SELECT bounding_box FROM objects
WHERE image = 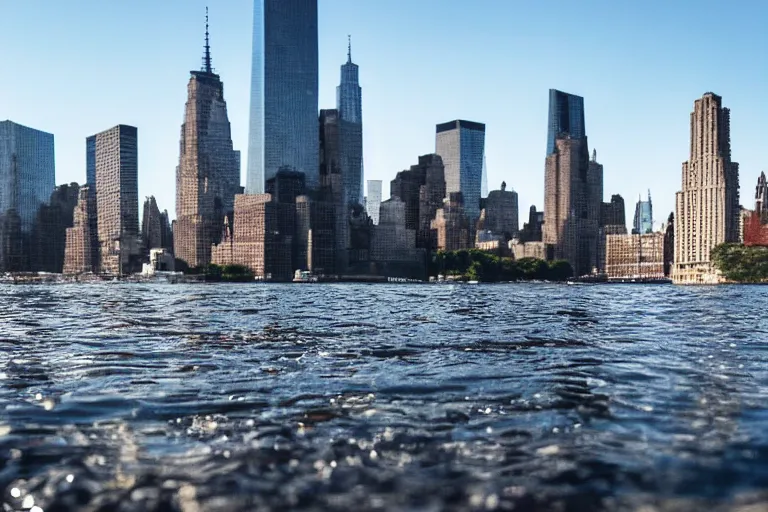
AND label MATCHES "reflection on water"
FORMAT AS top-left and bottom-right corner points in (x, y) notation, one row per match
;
(1, 283), (767, 511)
